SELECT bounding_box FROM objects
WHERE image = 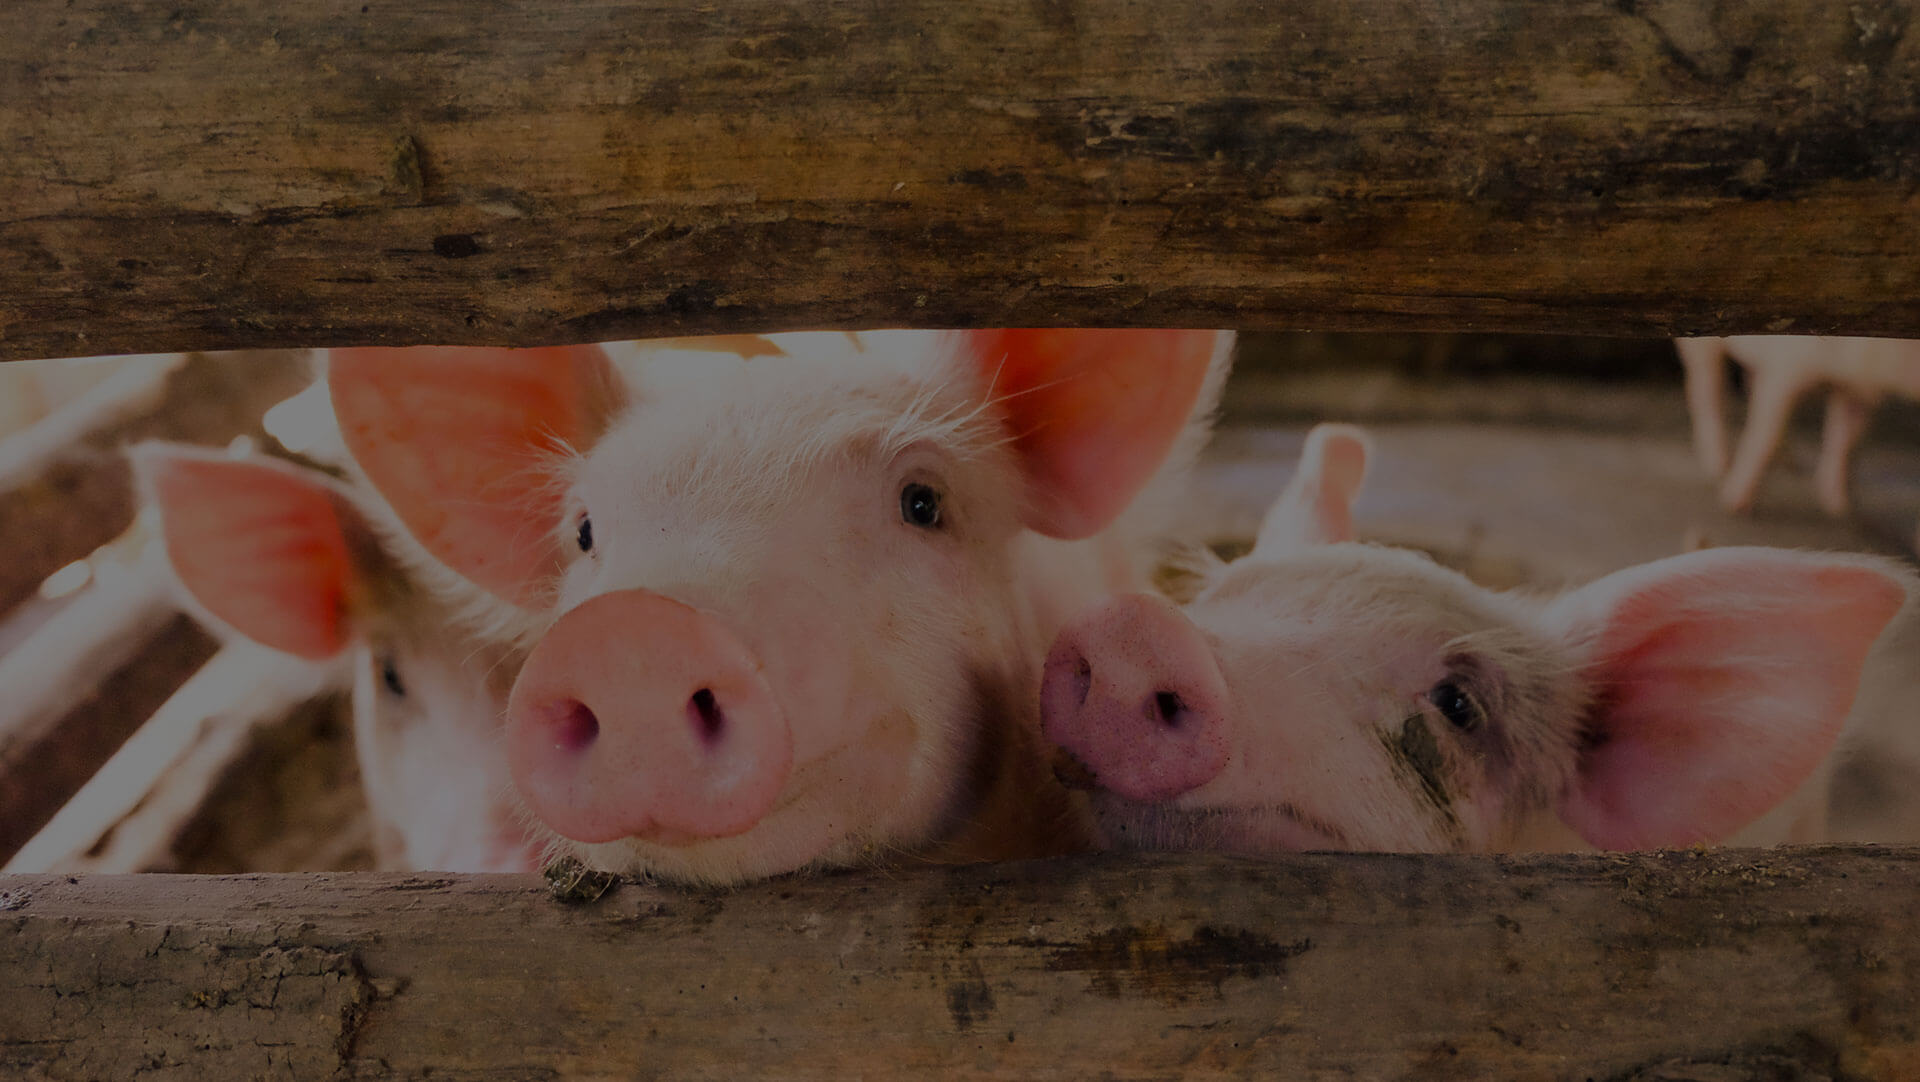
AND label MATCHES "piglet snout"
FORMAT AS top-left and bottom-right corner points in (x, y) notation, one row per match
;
(506, 589), (793, 846)
(1040, 593), (1230, 803)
